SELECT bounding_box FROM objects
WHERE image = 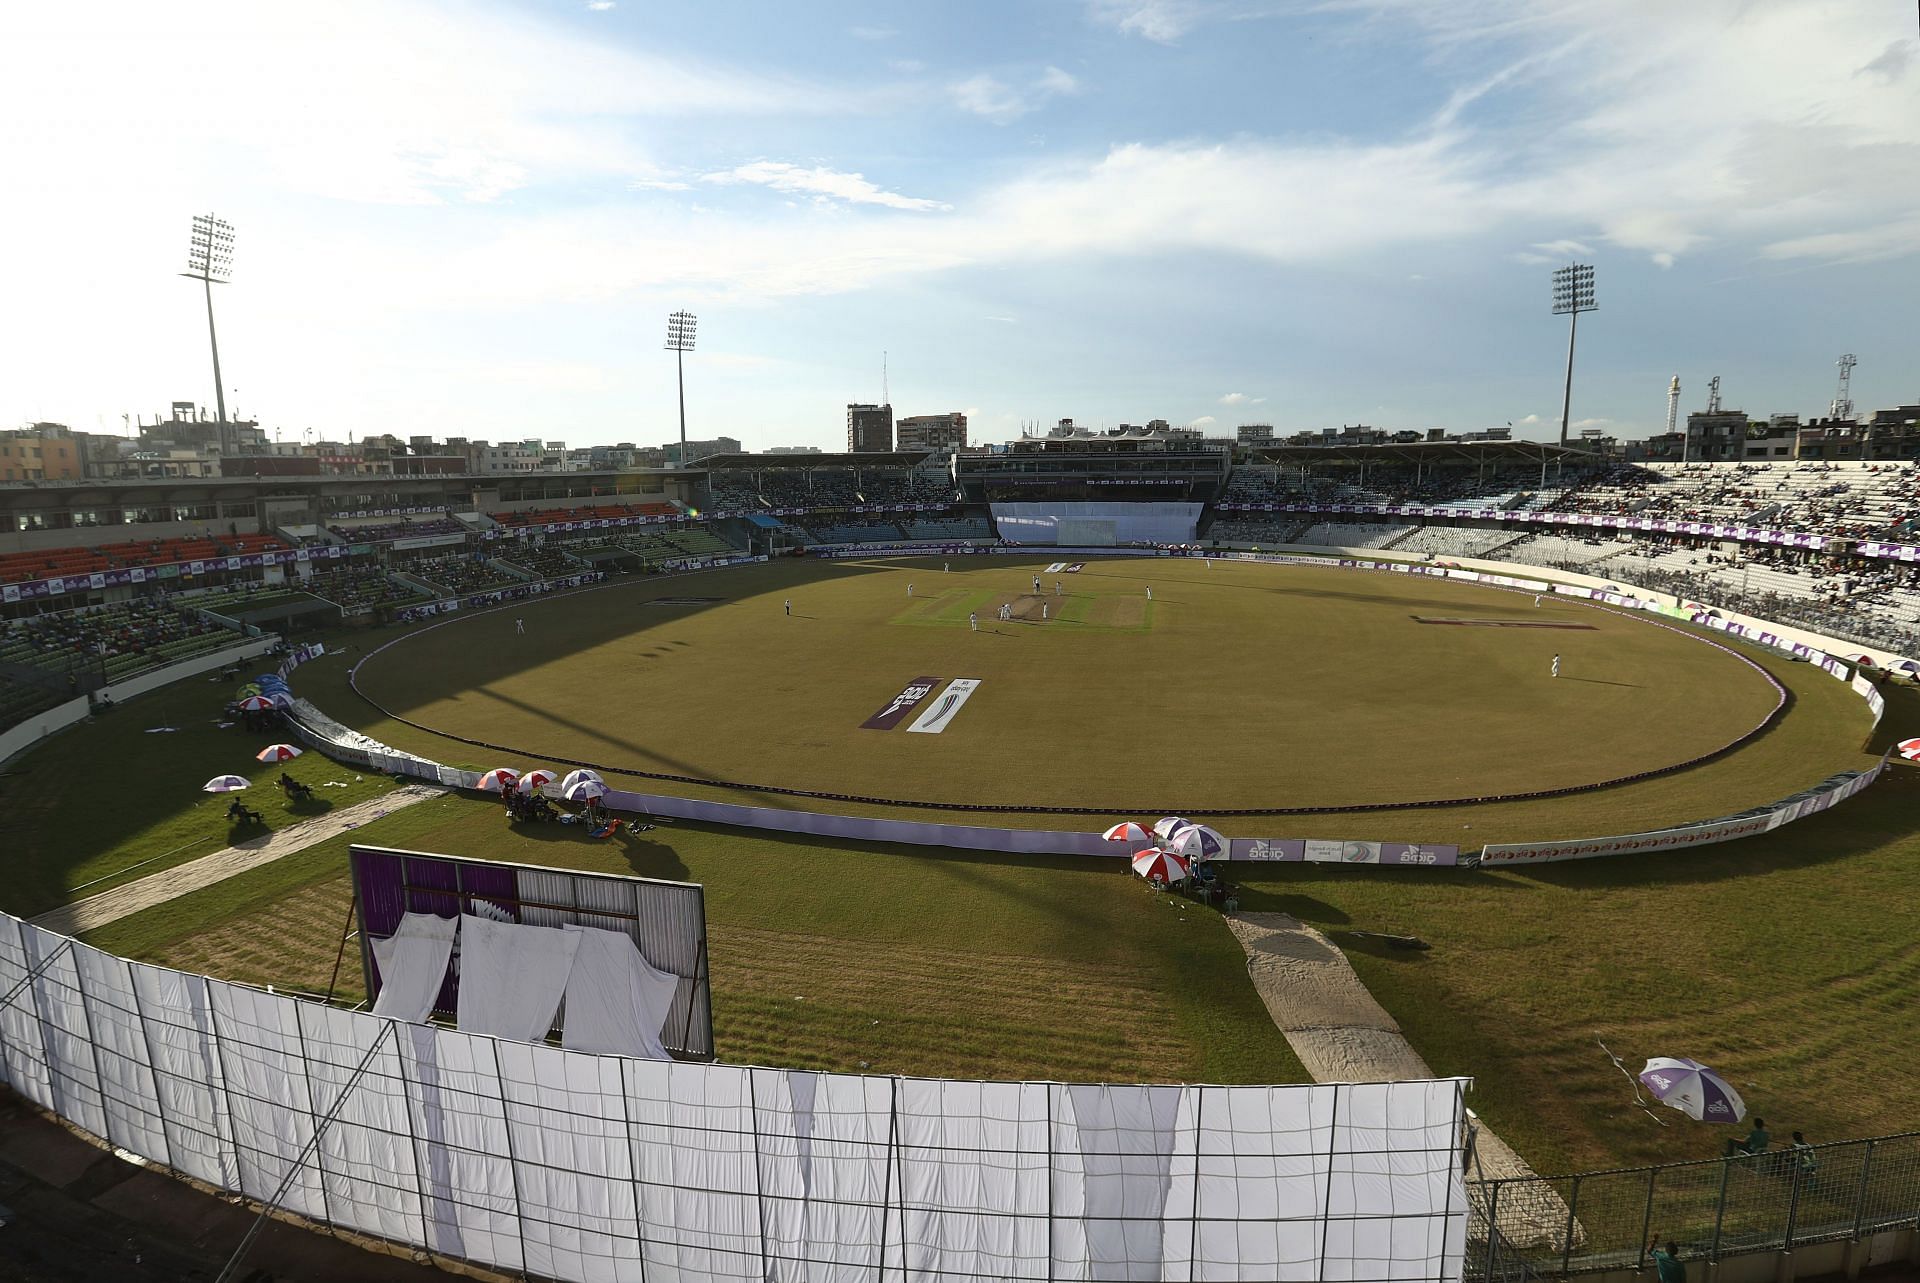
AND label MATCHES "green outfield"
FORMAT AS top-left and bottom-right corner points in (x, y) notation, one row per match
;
(345, 555), (1874, 831)
(0, 552), (1910, 1177)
